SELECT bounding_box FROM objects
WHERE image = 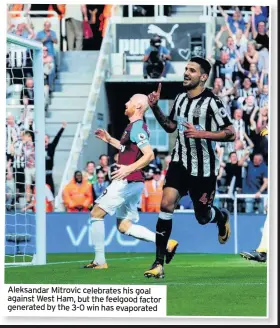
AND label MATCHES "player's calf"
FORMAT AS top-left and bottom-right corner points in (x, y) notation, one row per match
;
(193, 206), (212, 225)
